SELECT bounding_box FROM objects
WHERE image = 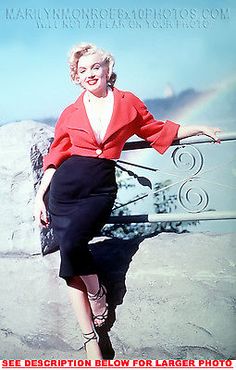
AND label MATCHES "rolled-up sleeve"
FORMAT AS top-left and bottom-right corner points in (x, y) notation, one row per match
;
(43, 109), (72, 171)
(133, 96), (180, 154)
